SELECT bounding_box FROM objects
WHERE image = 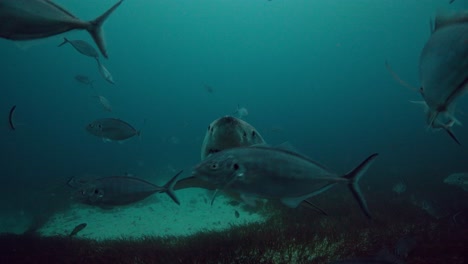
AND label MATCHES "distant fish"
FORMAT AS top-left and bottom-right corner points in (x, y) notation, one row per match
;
(204, 84), (214, 93)
(444, 172), (468, 191)
(86, 118), (140, 142)
(75, 75), (94, 88)
(71, 170), (183, 206)
(192, 144), (378, 219)
(8, 105), (16, 130)
(392, 181), (406, 195)
(94, 95), (112, 112)
(96, 59), (115, 84)
(69, 223), (87, 237)
(233, 104), (248, 119)
(418, 11), (468, 137)
(58, 38), (99, 58)
(0, 0), (124, 58)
